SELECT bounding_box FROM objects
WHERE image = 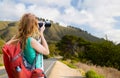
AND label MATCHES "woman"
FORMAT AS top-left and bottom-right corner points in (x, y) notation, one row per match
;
(7, 13), (49, 77)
